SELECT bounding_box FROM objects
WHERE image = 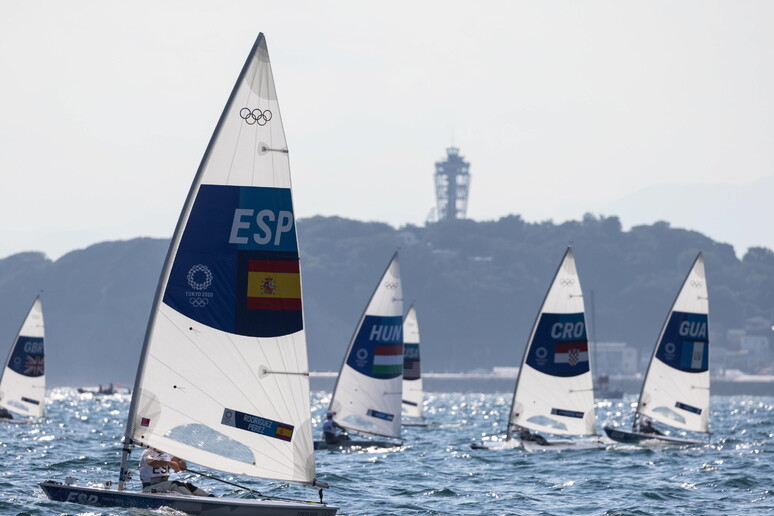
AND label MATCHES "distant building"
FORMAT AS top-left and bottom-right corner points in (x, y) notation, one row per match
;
(590, 341), (638, 375)
(723, 318), (773, 374)
(433, 147), (471, 221)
